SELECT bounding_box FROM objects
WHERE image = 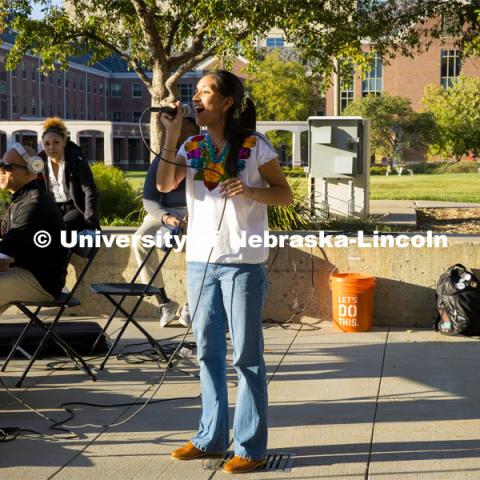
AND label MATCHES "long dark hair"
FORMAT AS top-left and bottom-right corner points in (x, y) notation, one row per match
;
(206, 70), (256, 177)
